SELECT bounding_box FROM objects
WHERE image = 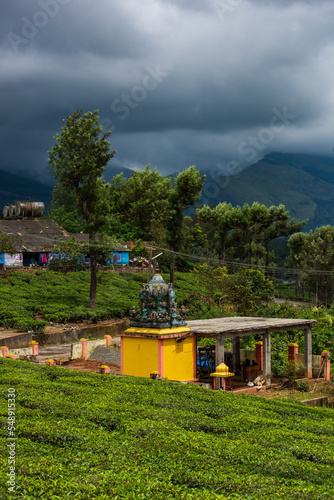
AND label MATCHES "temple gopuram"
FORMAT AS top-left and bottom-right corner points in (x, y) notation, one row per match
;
(119, 270), (197, 381)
